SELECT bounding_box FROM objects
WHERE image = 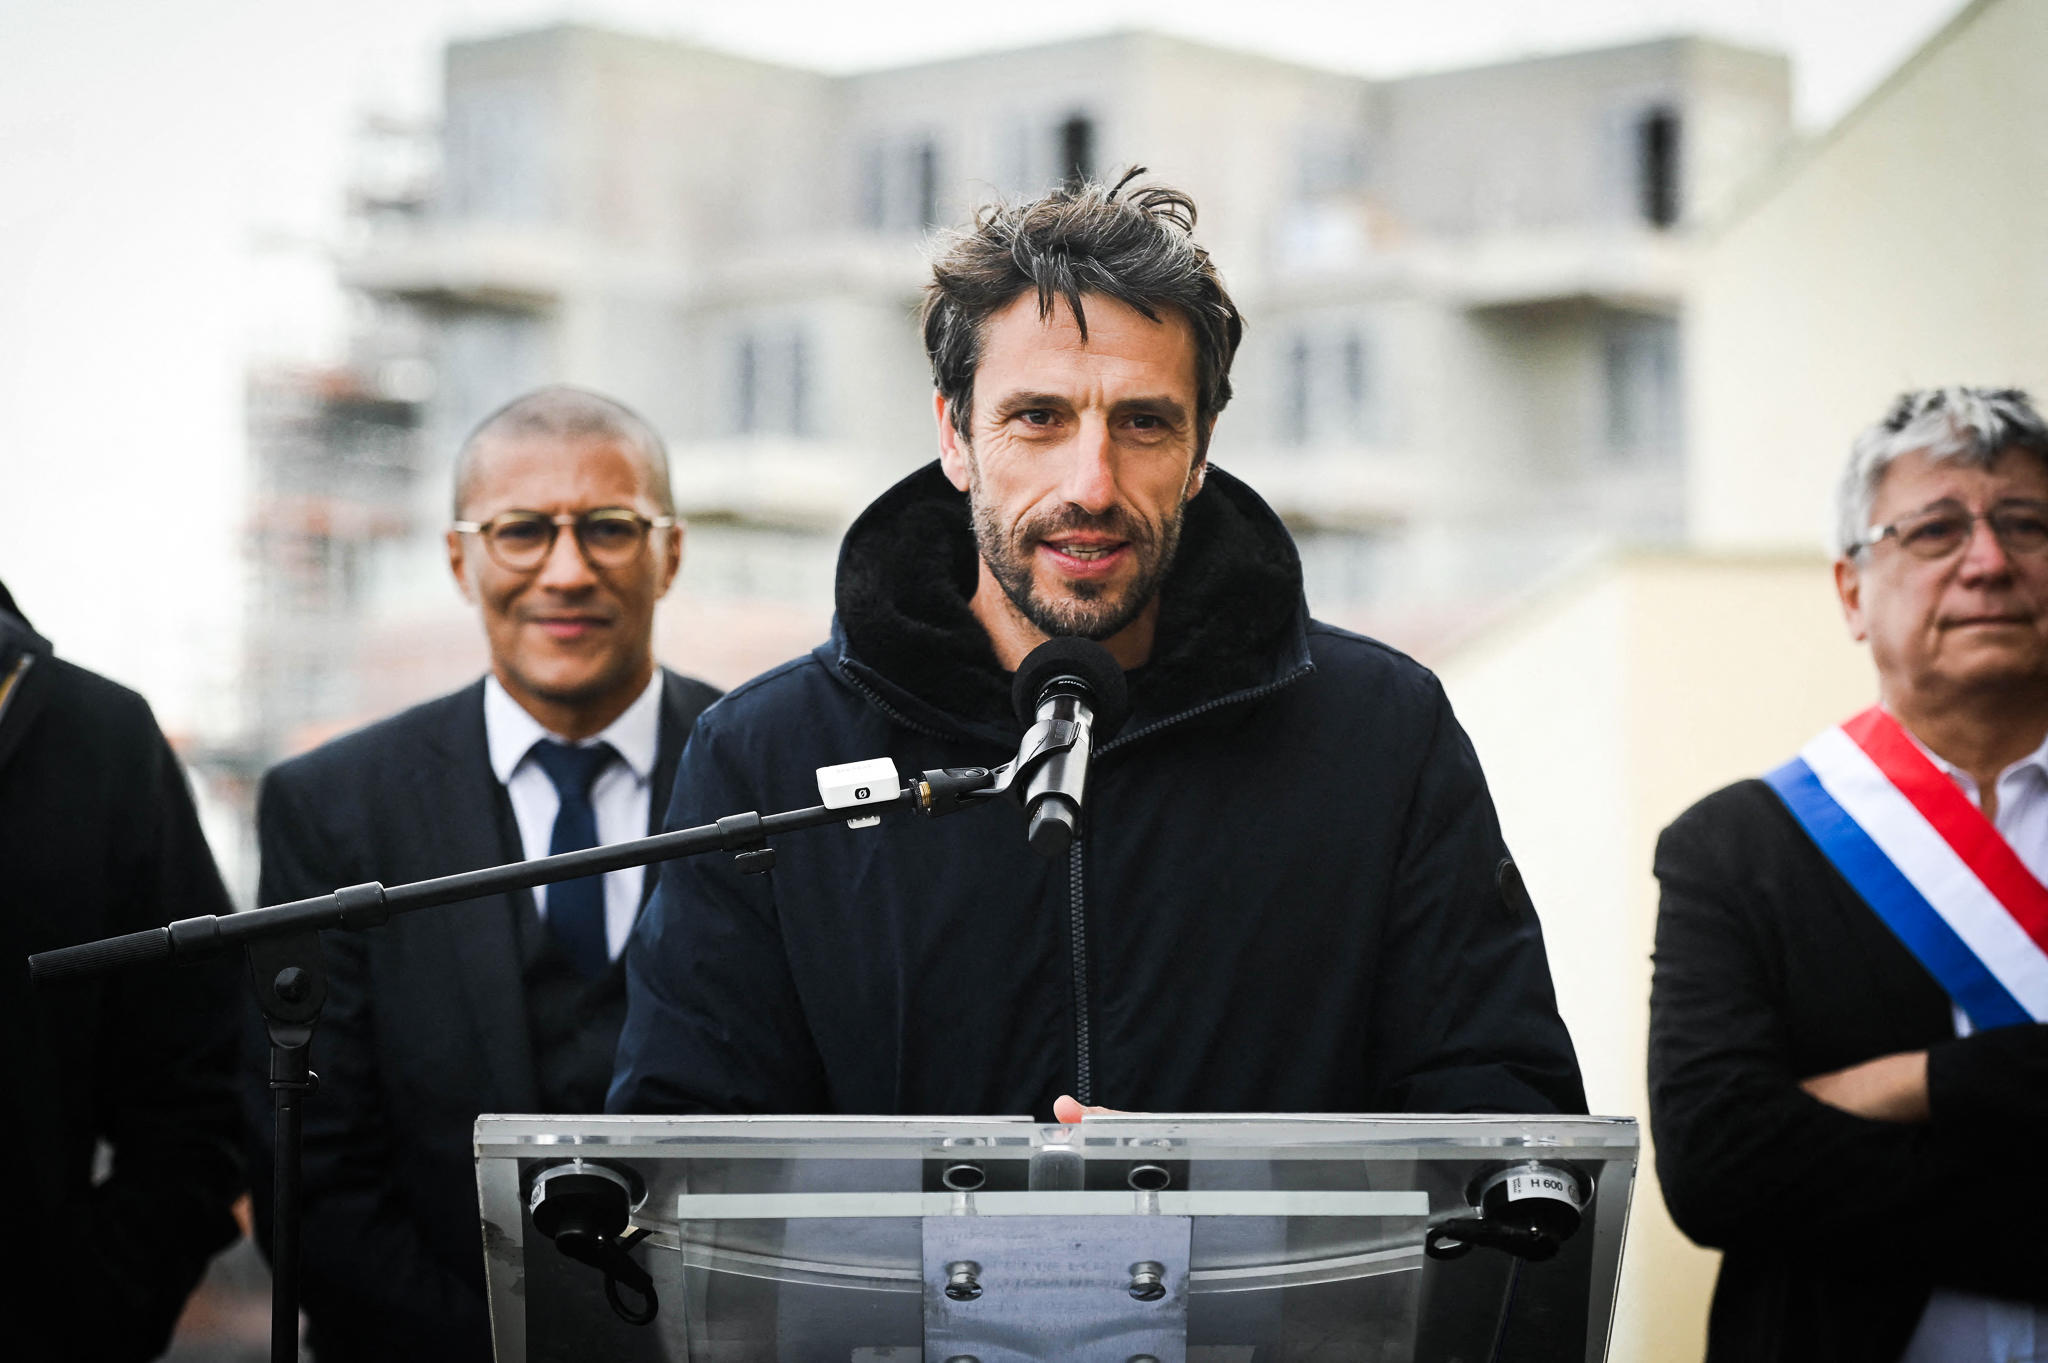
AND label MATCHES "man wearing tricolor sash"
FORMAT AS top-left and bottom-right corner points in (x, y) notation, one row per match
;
(1650, 387), (2048, 1363)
